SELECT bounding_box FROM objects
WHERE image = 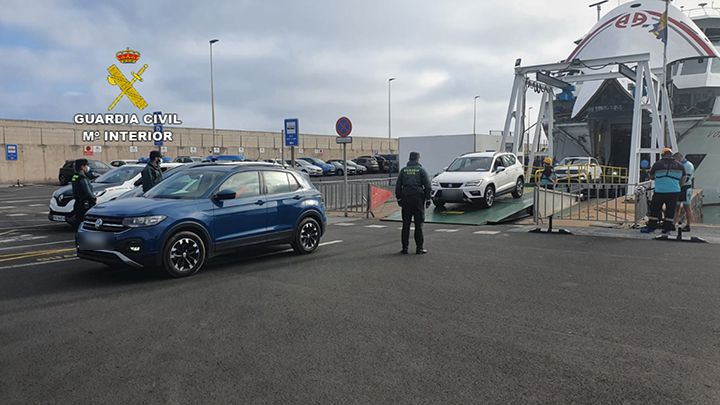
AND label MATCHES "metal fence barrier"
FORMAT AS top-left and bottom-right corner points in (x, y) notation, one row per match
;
(315, 178), (396, 214)
(533, 181), (653, 227)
